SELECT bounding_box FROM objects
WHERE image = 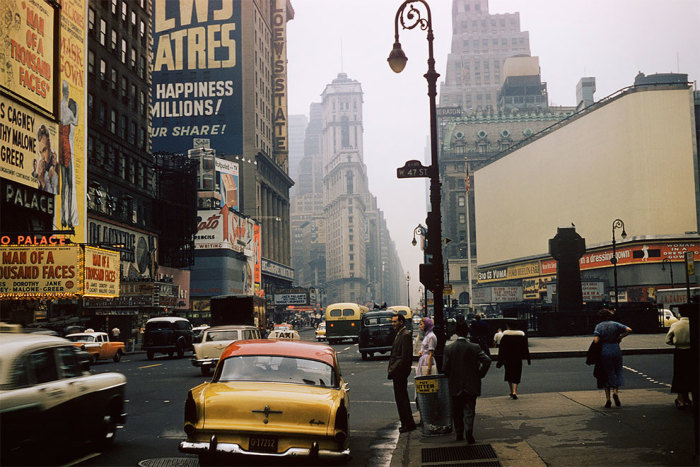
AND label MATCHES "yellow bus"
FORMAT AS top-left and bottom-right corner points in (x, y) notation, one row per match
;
(387, 306), (413, 332)
(325, 302), (369, 344)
